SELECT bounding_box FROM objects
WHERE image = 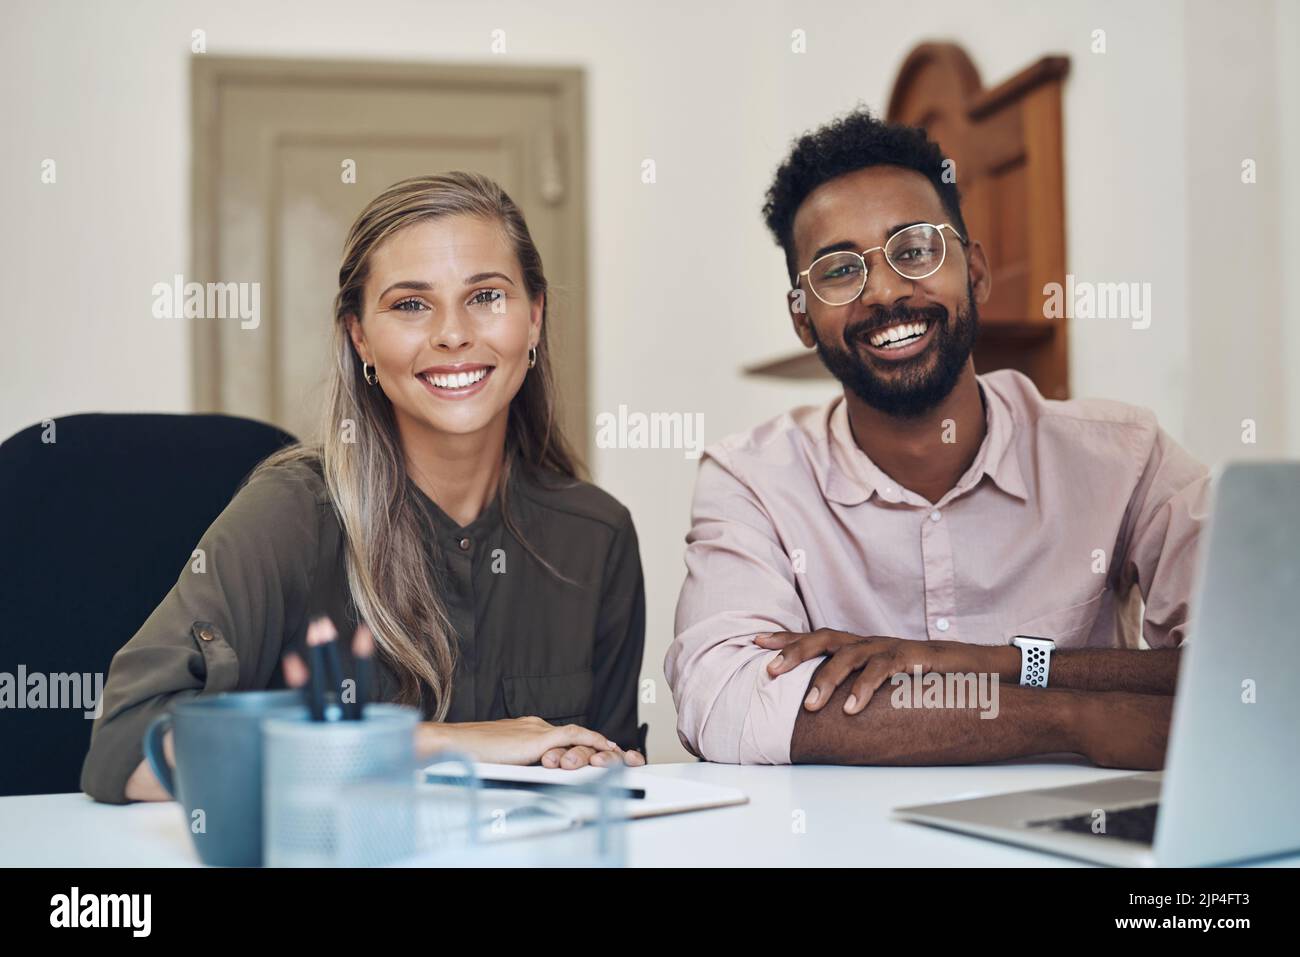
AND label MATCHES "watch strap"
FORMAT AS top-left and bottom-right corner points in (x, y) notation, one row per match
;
(1012, 635), (1054, 688)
